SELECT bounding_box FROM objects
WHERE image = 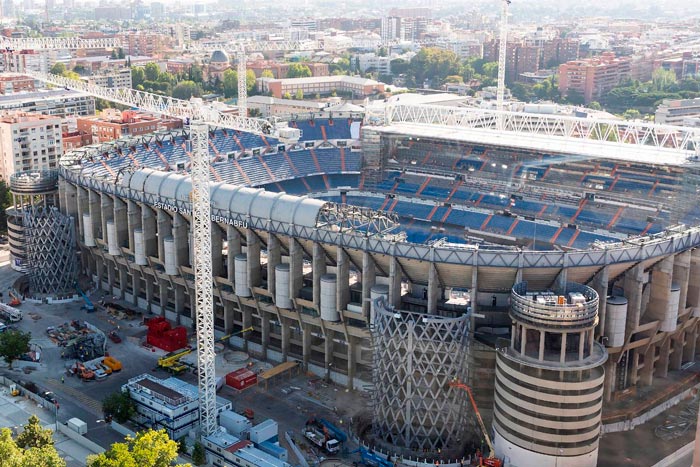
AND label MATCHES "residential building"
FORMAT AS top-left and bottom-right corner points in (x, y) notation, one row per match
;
(558, 52), (631, 103)
(354, 53), (392, 75)
(0, 50), (48, 74)
(0, 75), (35, 94)
(655, 98), (700, 126)
(81, 69), (132, 89)
(260, 75), (385, 99)
(0, 111), (63, 181)
(0, 89), (95, 118)
(247, 95), (327, 118)
(166, 58), (195, 75)
(71, 55), (152, 73)
(124, 374), (231, 440)
(76, 109), (181, 143)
